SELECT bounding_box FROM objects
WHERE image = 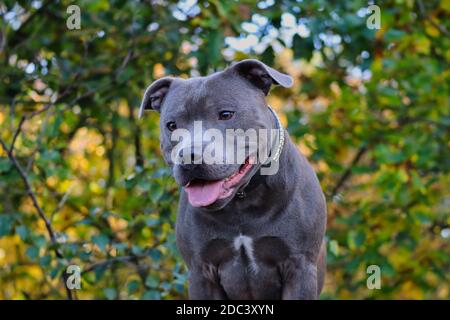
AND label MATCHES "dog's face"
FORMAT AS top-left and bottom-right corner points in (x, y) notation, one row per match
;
(139, 59), (292, 210)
